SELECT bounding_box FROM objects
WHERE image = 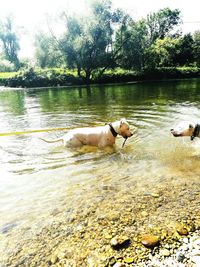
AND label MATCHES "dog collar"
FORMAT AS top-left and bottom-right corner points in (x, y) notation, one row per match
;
(108, 123), (118, 137)
(191, 124), (200, 140)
